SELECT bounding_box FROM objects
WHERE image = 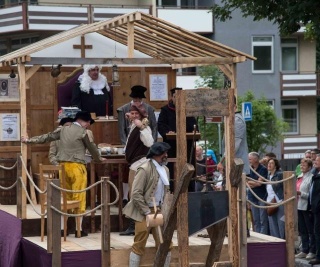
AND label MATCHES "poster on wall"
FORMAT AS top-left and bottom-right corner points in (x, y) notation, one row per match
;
(0, 113), (20, 141)
(0, 76), (19, 101)
(149, 74), (168, 101)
